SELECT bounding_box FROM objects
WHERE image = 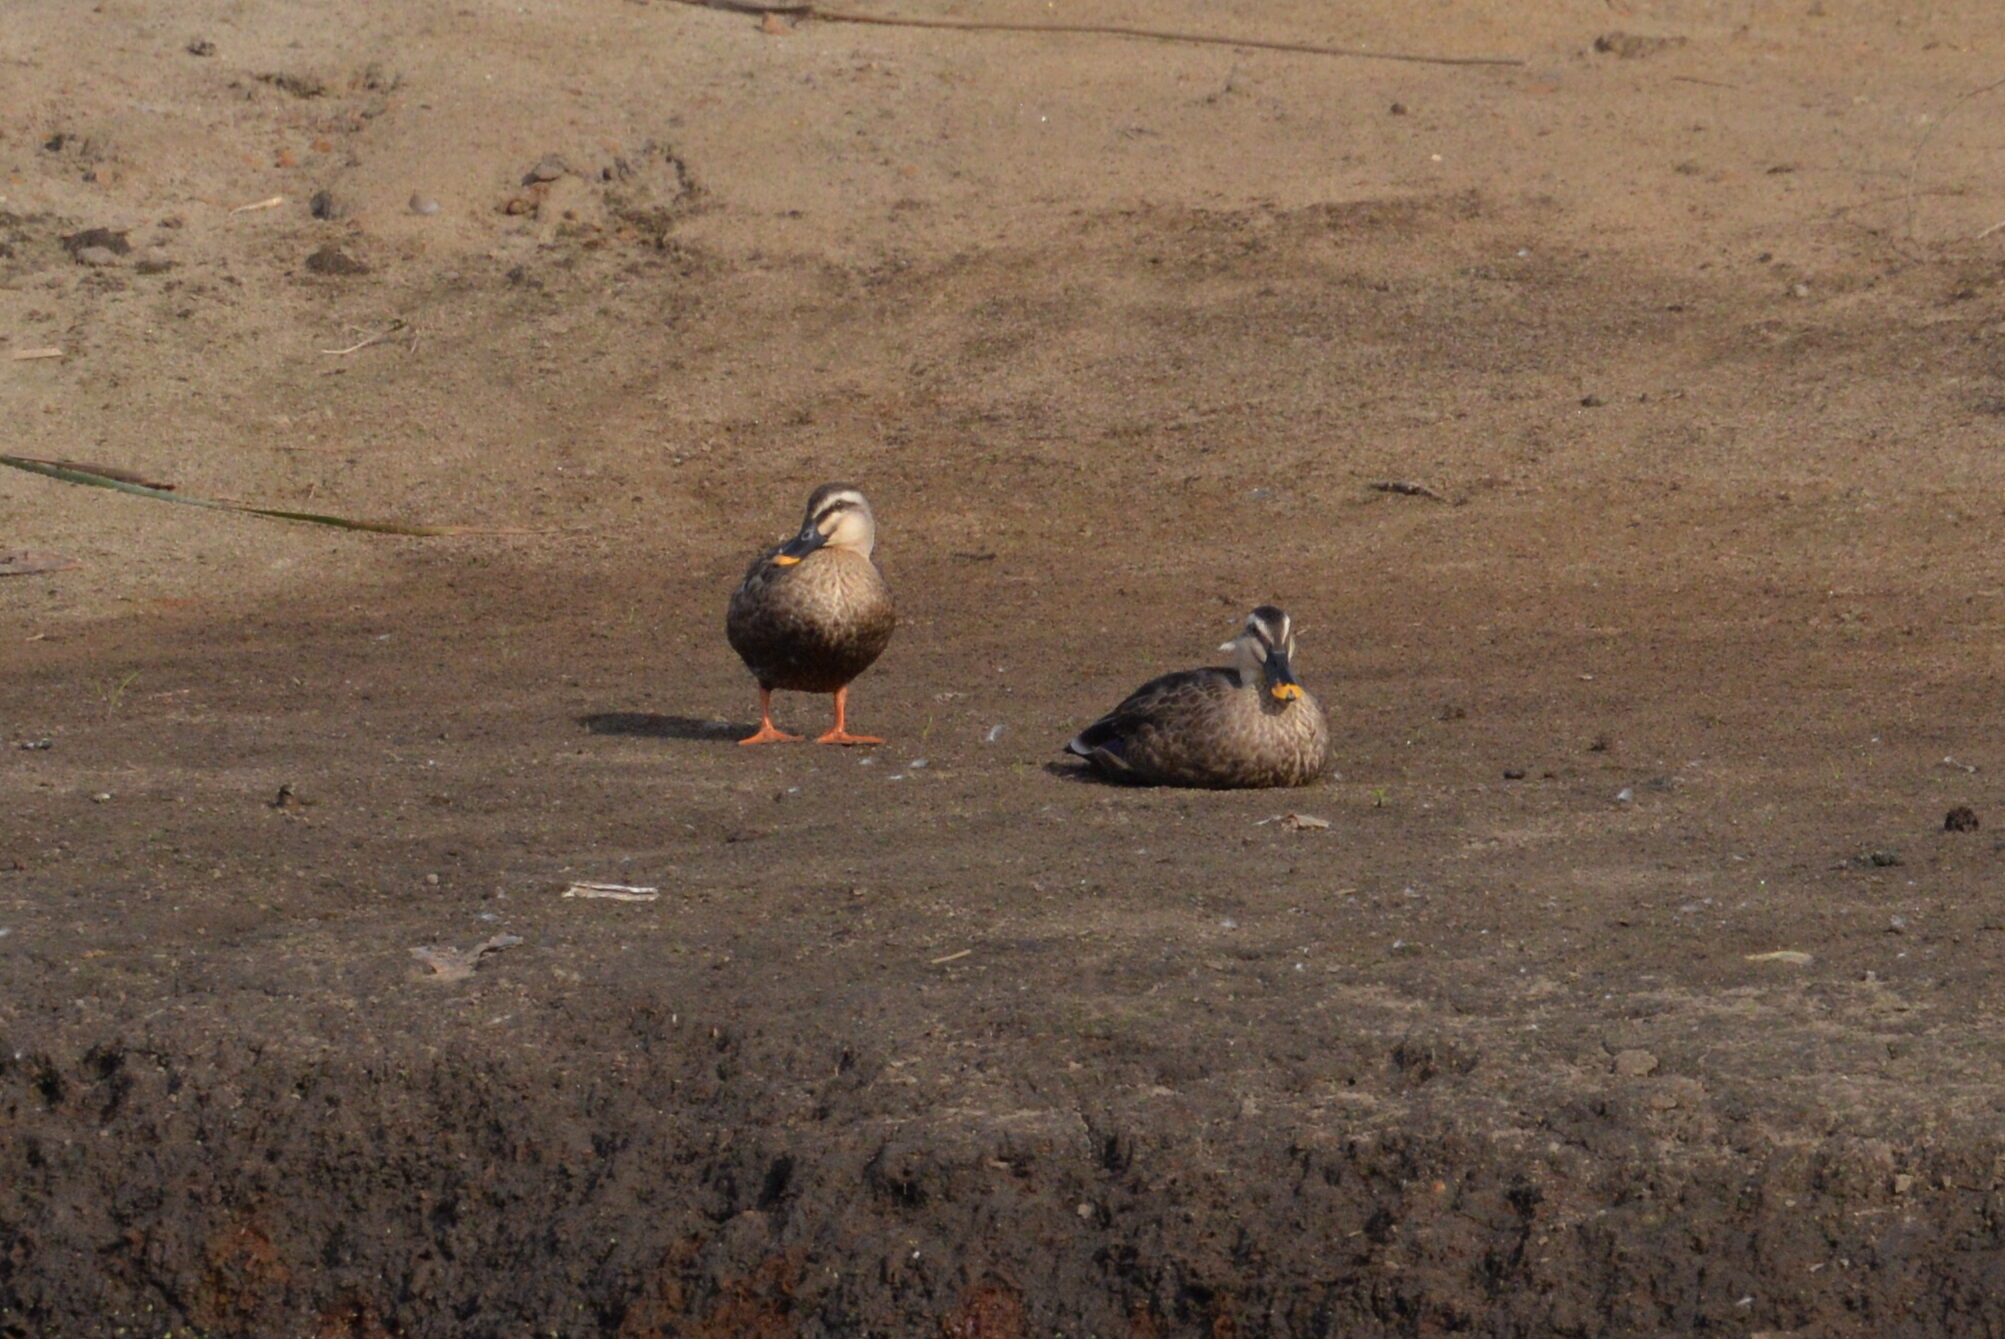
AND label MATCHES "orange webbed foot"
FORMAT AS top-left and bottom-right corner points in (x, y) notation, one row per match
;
(740, 724), (804, 745)
(814, 728), (883, 746)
